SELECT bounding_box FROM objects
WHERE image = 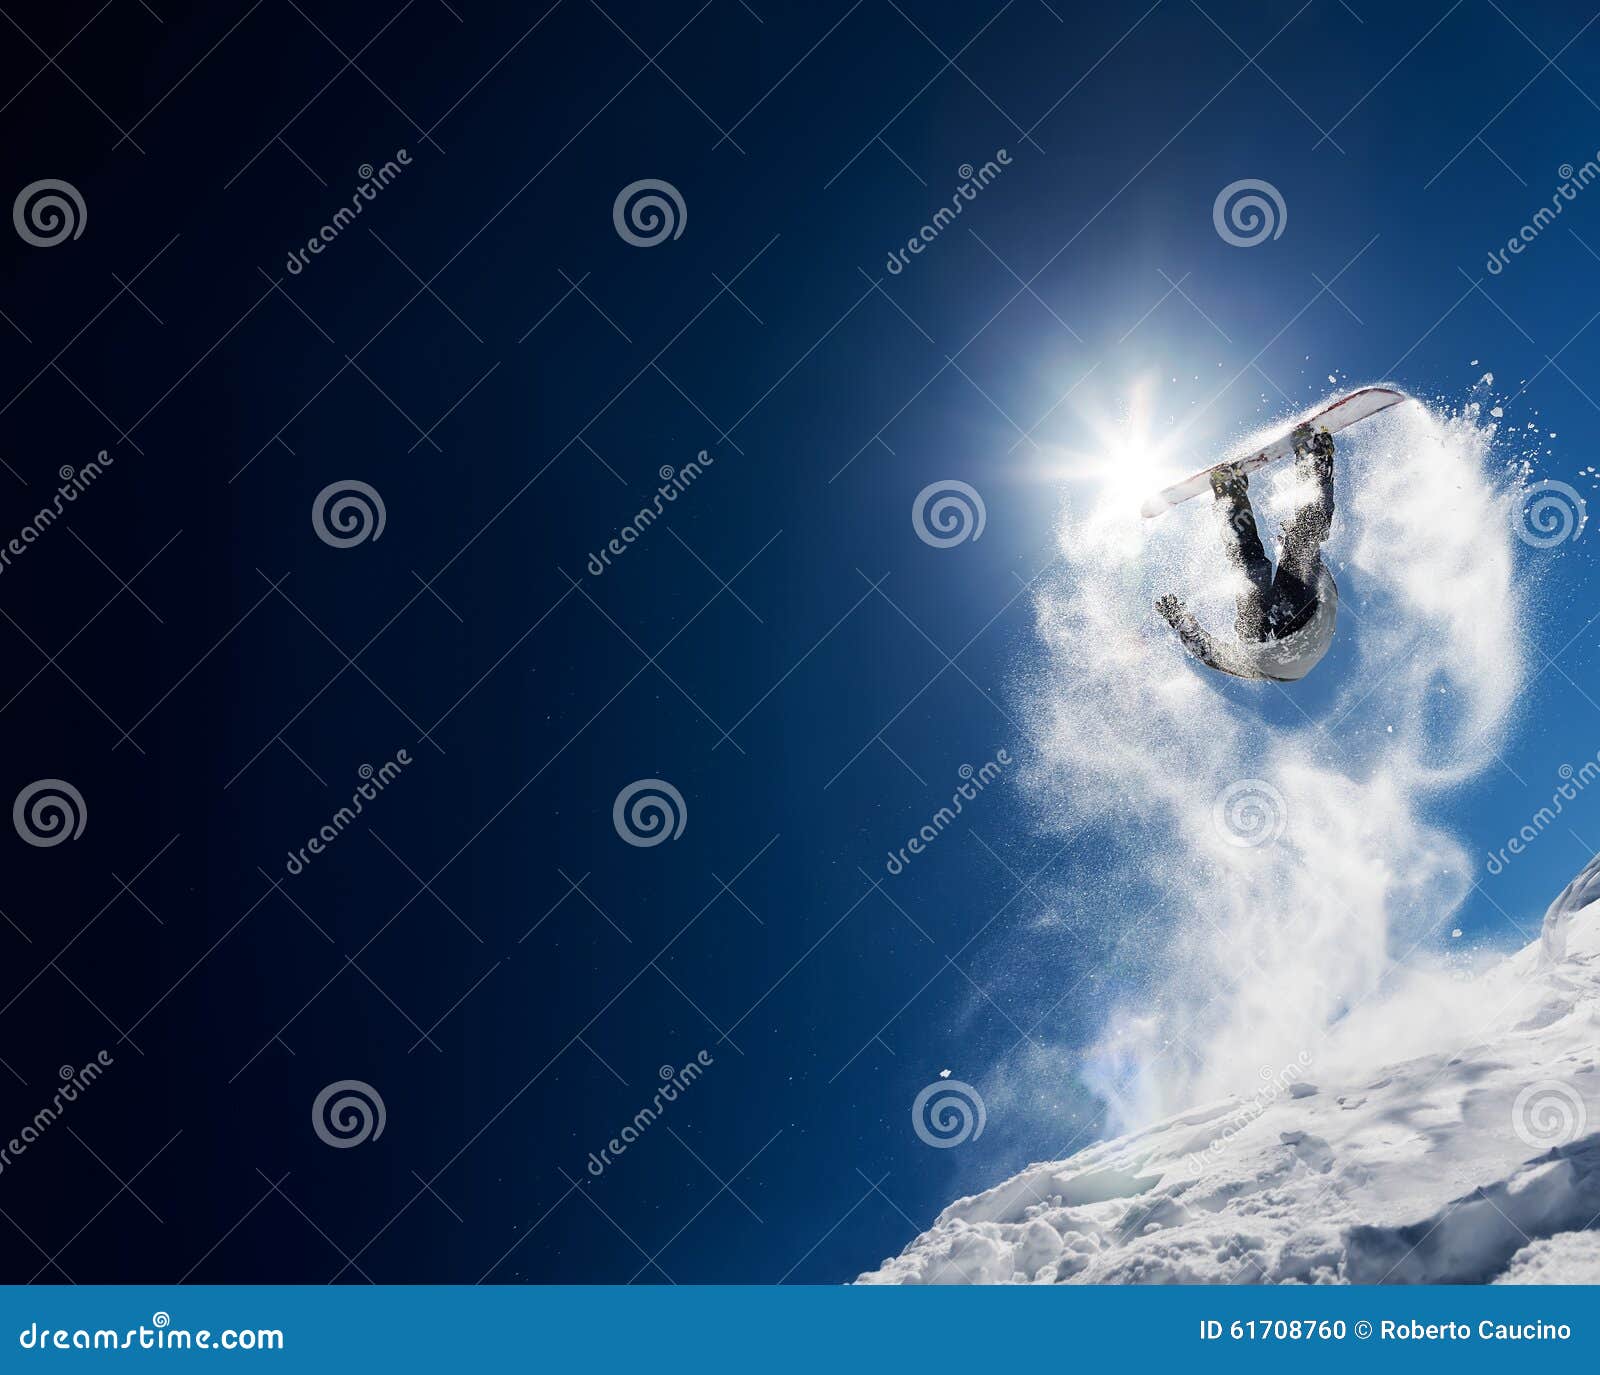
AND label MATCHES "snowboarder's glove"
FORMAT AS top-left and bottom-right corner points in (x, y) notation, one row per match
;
(1157, 594), (1216, 665)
